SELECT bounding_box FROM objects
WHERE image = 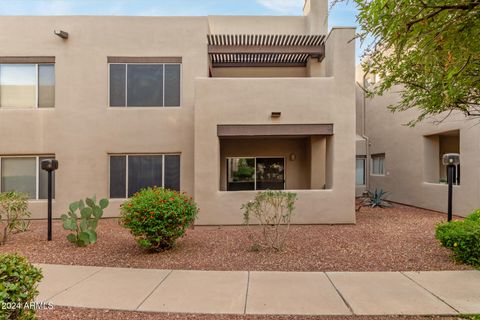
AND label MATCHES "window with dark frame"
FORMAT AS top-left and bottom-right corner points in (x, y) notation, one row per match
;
(109, 63), (181, 107)
(226, 157), (285, 191)
(109, 154), (180, 198)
